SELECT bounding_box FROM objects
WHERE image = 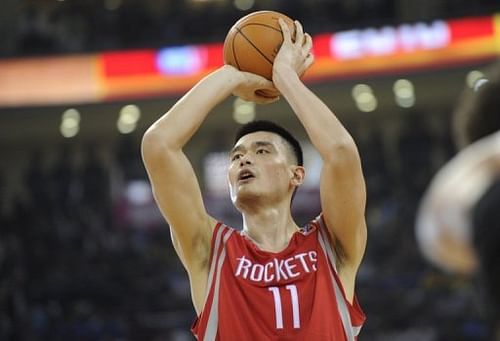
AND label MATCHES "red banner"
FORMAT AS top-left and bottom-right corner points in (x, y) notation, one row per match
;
(0, 14), (498, 107)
